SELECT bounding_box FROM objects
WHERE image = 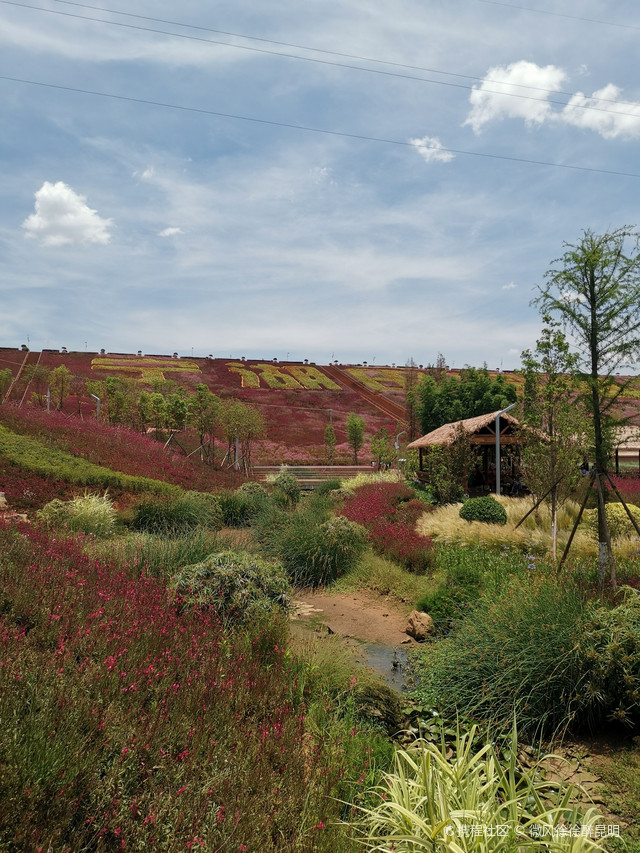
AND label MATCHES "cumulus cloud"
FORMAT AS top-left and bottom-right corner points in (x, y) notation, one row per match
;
(22, 181), (112, 247)
(409, 136), (455, 164)
(561, 84), (640, 139)
(465, 61), (640, 140)
(159, 226), (183, 237)
(464, 60), (566, 133)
